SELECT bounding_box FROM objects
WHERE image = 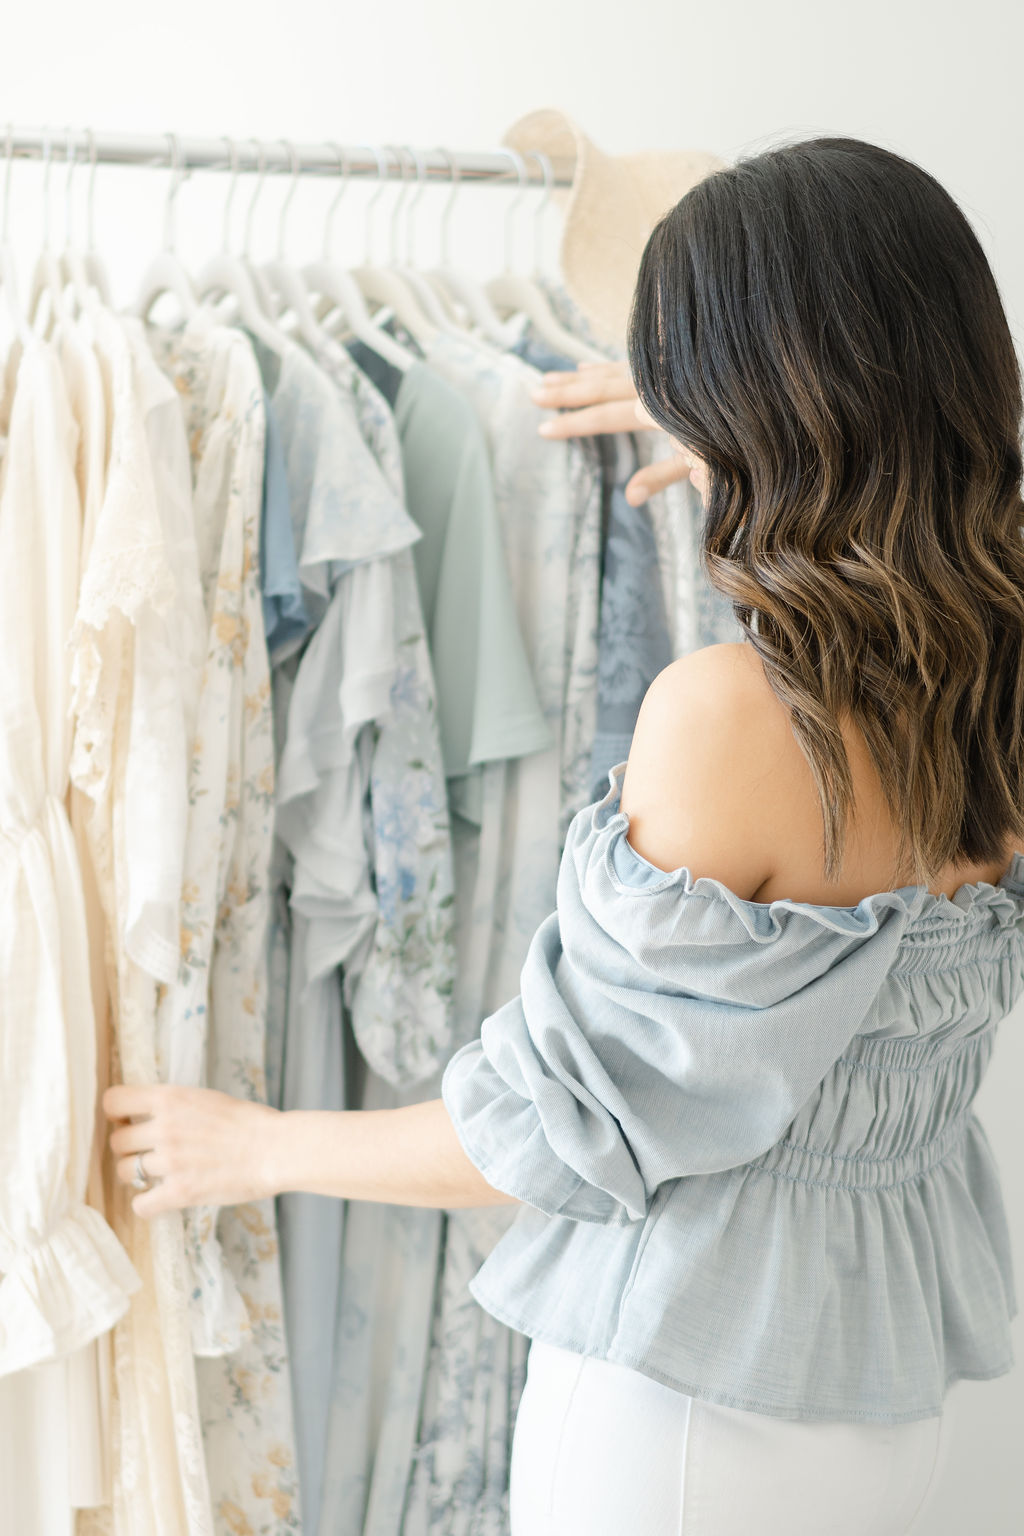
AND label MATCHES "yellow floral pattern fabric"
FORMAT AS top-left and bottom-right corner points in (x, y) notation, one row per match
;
(147, 314), (300, 1536)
